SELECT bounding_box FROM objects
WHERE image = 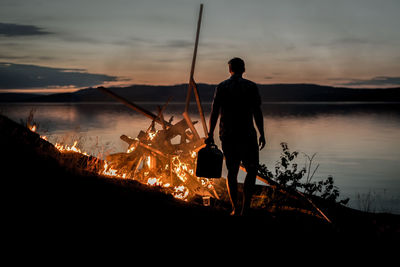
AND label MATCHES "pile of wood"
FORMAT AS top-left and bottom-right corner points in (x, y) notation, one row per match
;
(99, 87), (220, 201)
